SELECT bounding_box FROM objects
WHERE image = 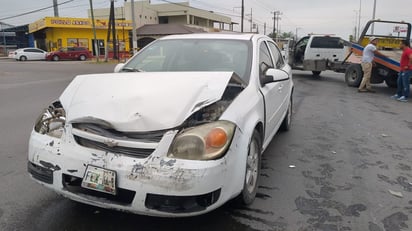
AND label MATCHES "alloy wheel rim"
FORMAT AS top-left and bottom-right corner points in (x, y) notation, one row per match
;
(246, 139), (259, 193)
